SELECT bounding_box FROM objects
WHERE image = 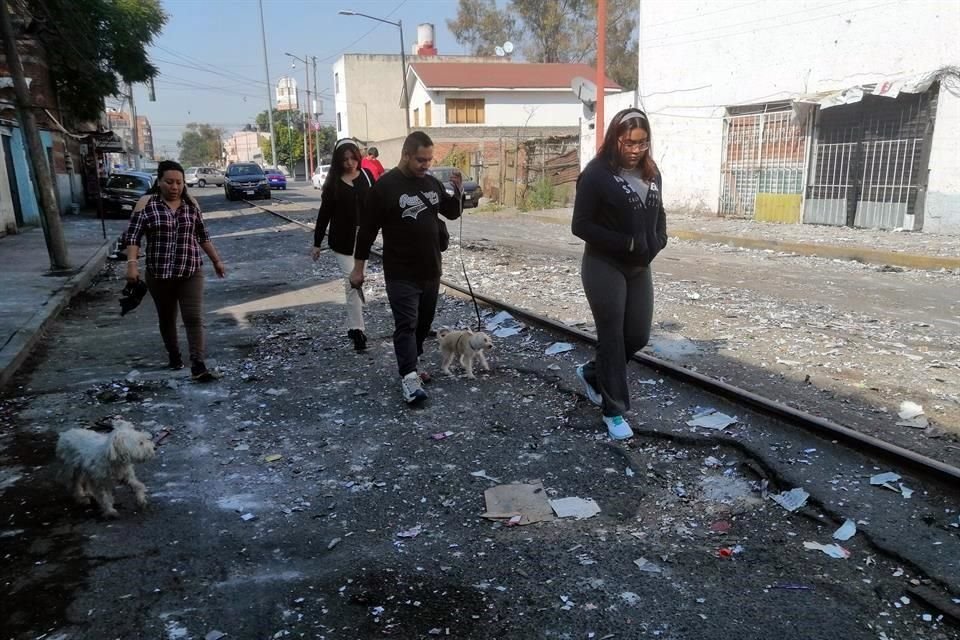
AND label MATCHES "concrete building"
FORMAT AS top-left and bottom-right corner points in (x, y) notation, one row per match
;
(623, 0), (960, 233)
(276, 77), (298, 112)
(225, 131), (268, 164)
(137, 116), (154, 161)
(0, 25), (86, 235)
(332, 24), (510, 145)
(104, 110), (154, 168)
